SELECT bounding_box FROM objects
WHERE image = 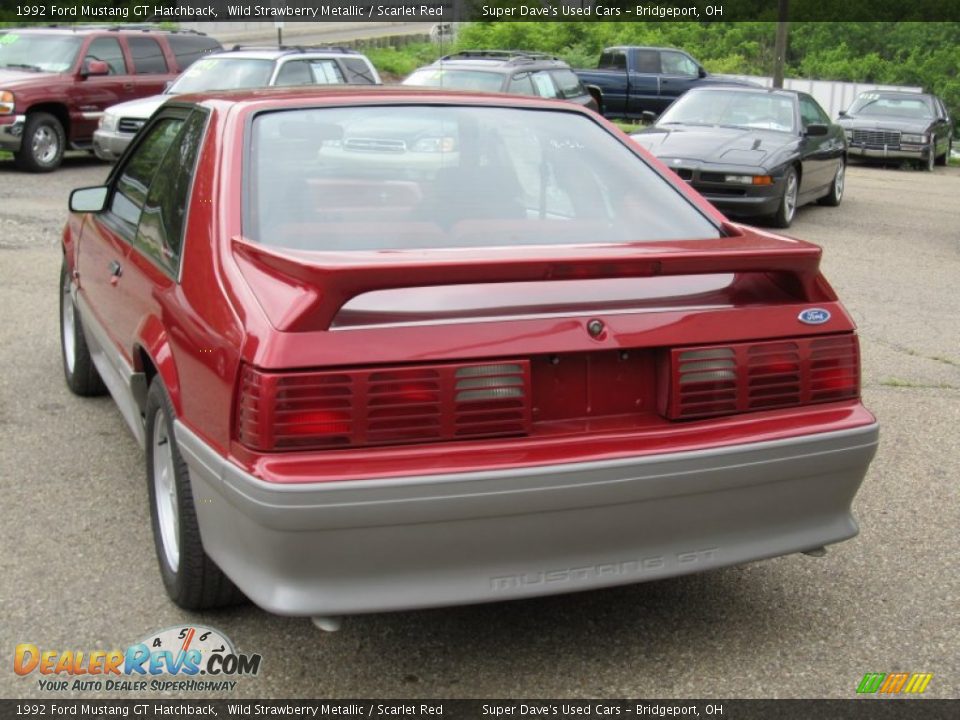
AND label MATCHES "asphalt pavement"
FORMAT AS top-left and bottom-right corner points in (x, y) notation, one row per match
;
(0, 154), (957, 699)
